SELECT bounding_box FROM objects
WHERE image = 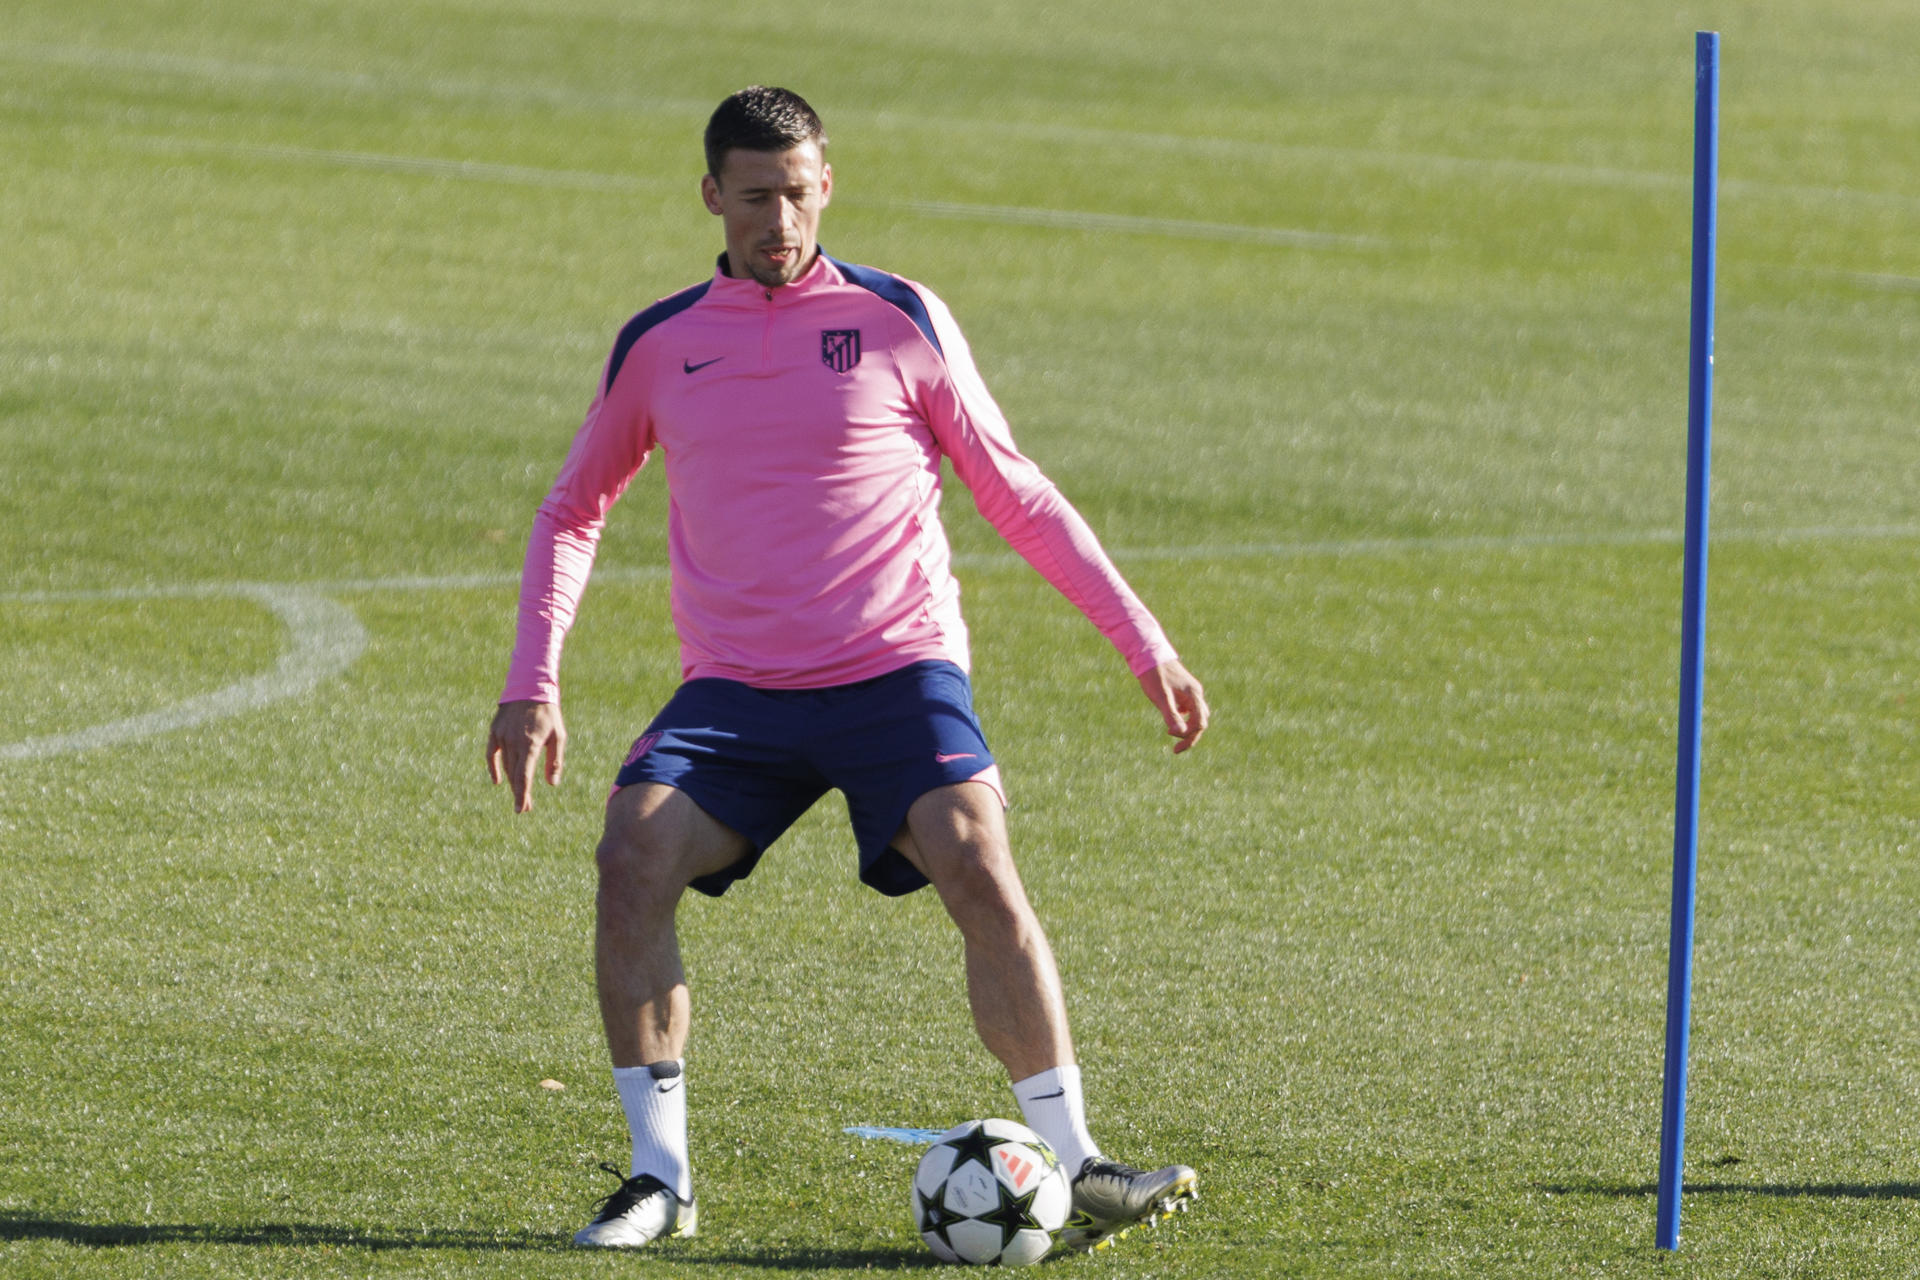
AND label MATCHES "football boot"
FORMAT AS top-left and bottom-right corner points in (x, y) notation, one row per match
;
(572, 1164), (697, 1248)
(1058, 1157), (1197, 1251)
